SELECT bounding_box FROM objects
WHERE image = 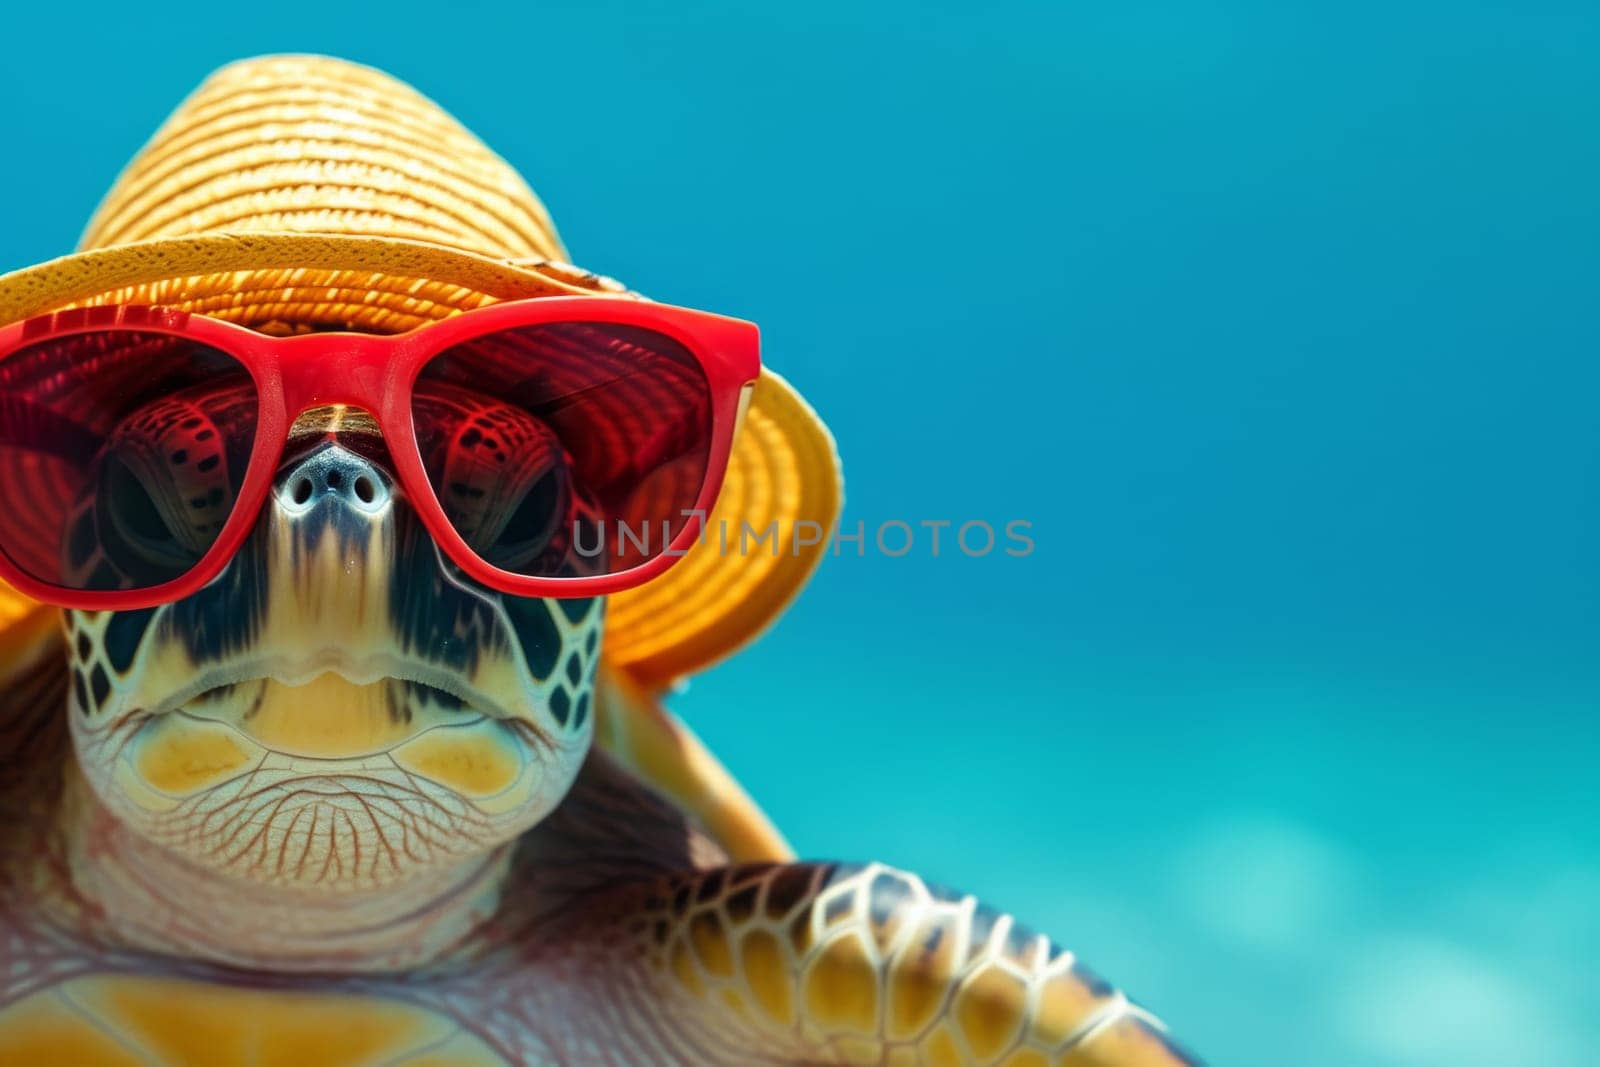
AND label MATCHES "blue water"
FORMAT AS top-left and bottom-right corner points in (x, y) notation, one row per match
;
(3, 3), (1597, 1063)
